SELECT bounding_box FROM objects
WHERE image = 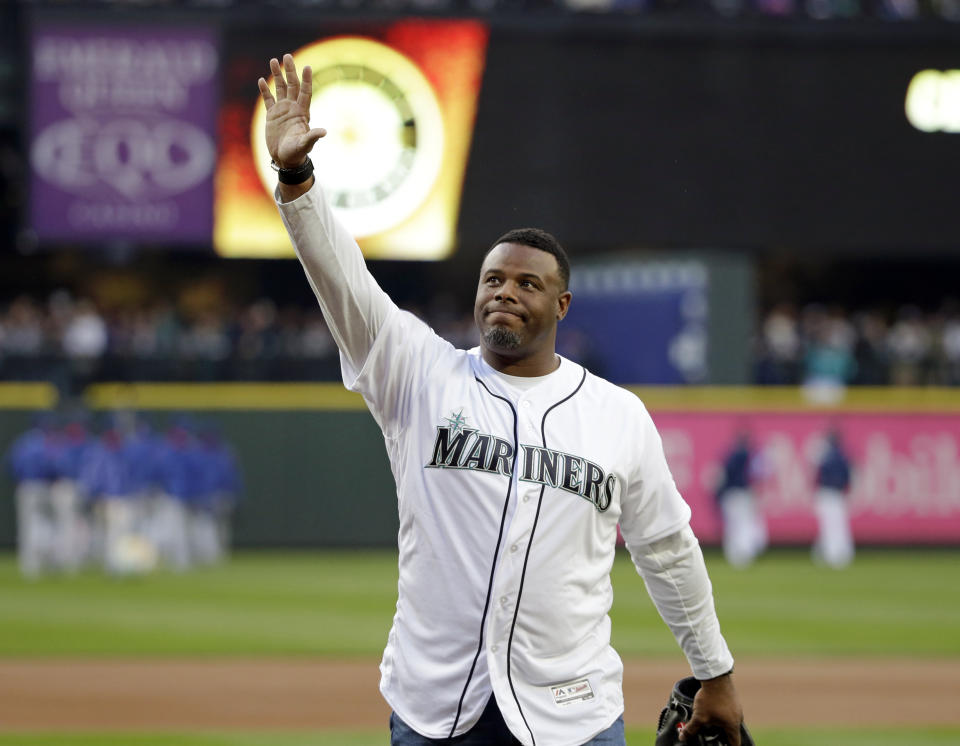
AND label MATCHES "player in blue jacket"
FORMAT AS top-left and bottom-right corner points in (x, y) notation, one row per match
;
(189, 423), (241, 564)
(6, 414), (59, 577)
(813, 429), (854, 568)
(80, 418), (155, 575)
(714, 431), (768, 567)
(149, 417), (201, 570)
(49, 412), (95, 572)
